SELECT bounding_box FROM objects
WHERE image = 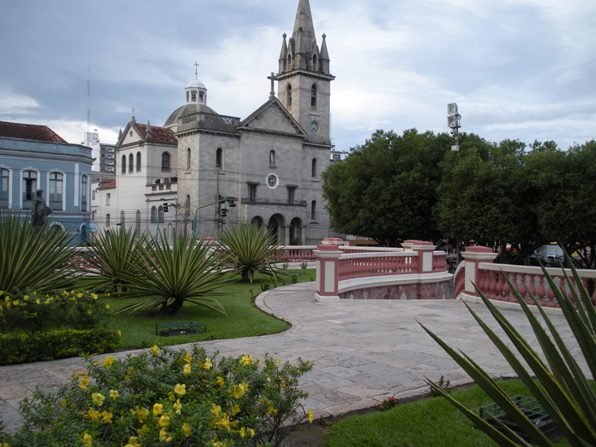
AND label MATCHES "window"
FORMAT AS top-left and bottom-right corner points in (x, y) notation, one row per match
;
(120, 210), (125, 226)
(136, 152), (141, 172)
(311, 158), (317, 178)
(191, 90), (197, 102)
(106, 193), (111, 206)
(187, 148), (191, 170)
(128, 154), (133, 173)
(287, 54), (292, 69)
(106, 213), (111, 227)
(311, 200), (317, 221)
(81, 175), (88, 212)
(185, 195), (191, 217)
(151, 206), (157, 223)
(312, 54), (317, 69)
(248, 183), (257, 203)
(22, 170), (37, 209)
(49, 172), (64, 210)
(186, 91), (189, 102)
(0, 168), (9, 208)
(161, 152), (171, 172)
(135, 210), (141, 235)
(158, 205), (164, 223)
(286, 84), (292, 107)
(287, 186), (296, 204)
(269, 150), (276, 167)
(311, 84), (317, 109)
(216, 148), (223, 170)
(121, 155), (126, 174)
